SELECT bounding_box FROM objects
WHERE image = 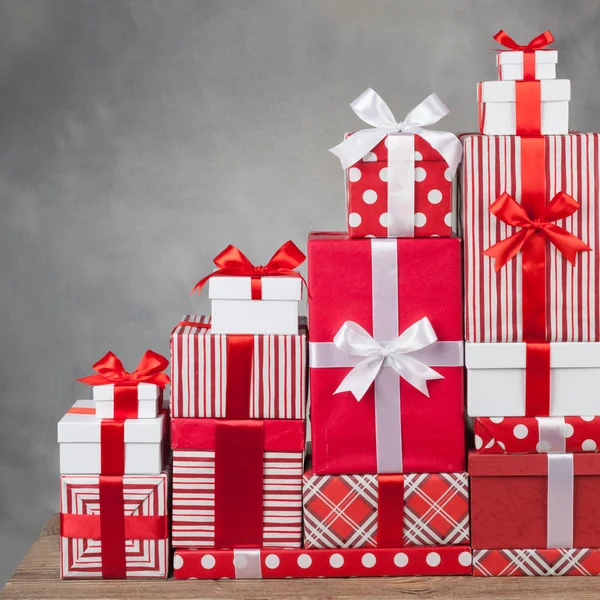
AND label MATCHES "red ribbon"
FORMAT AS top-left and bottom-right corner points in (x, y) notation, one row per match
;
(191, 240), (307, 300)
(515, 81), (541, 135)
(494, 30), (554, 81)
(78, 350), (170, 419)
(526, 343), (551, 416)
(214, 421), (264, 547)
(377, 474), (404, 547)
